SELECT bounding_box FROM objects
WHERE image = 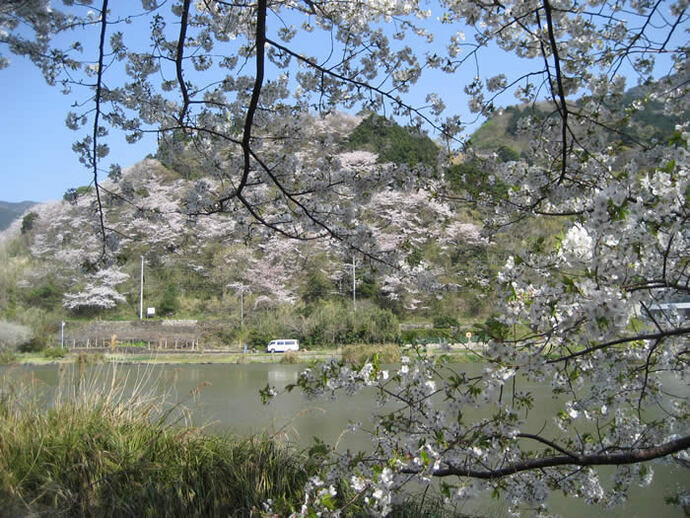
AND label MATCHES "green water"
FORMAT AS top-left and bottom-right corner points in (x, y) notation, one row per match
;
(1, 363), (686, 517)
